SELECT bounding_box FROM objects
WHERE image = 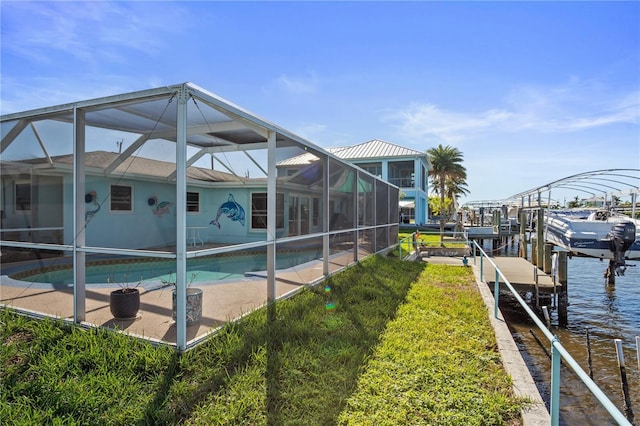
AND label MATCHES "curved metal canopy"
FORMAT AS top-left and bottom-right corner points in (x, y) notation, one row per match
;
(463, 169), (640, 209)
(508, 169), (640, 200)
